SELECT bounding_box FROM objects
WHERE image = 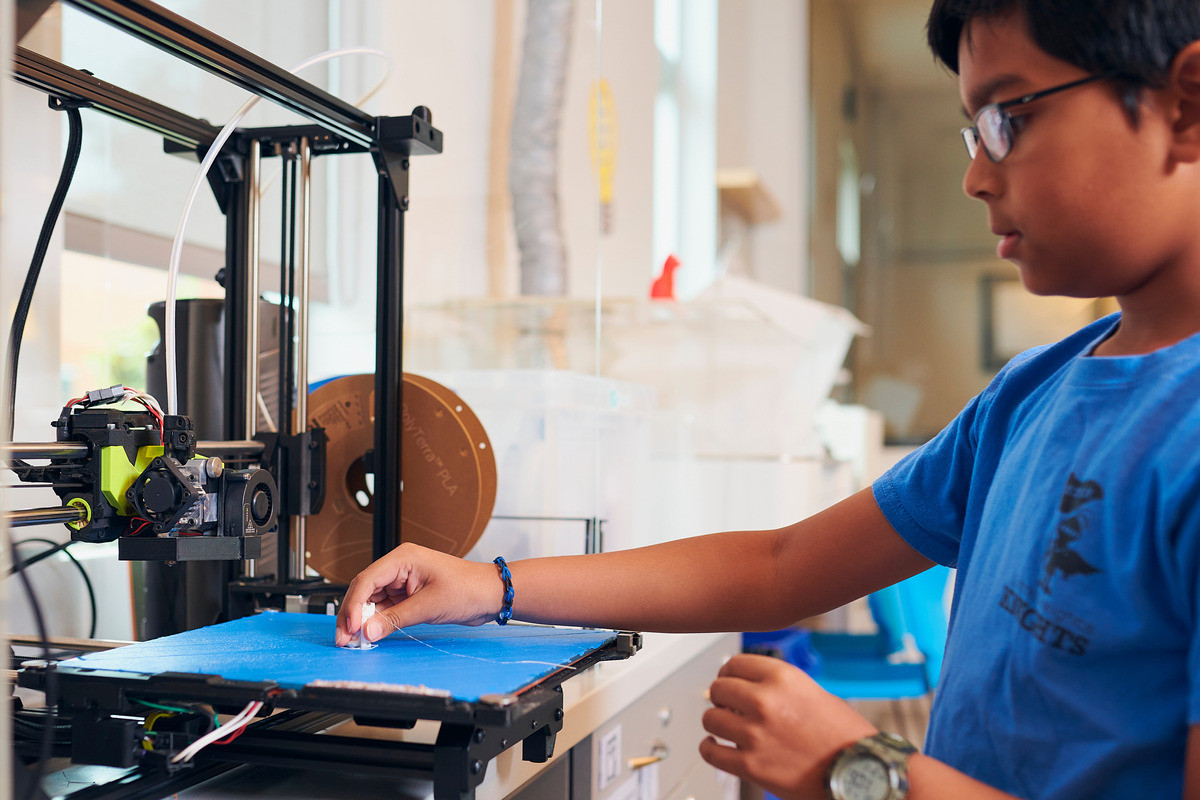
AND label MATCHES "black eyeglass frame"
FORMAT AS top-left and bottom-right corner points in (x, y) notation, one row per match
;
(961, 72), (1117, 163)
